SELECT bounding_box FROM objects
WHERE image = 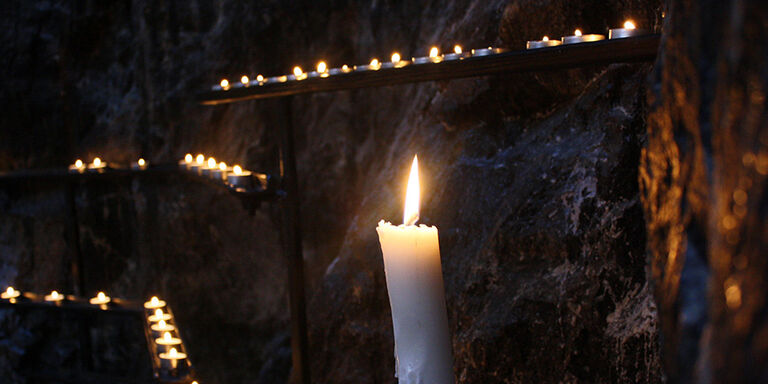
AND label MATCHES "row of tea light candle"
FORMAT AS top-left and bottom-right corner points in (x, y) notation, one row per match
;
(69, 157), (147, 173)
(178, 153), (256, 189)
(213, 19), (649, 90)
(1, 287), (196, 380)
